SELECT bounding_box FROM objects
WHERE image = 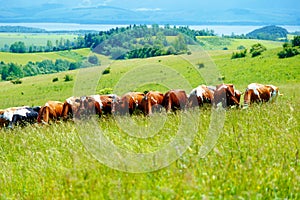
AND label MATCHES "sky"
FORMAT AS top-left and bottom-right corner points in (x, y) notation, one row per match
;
(3, 0), (300, 11)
